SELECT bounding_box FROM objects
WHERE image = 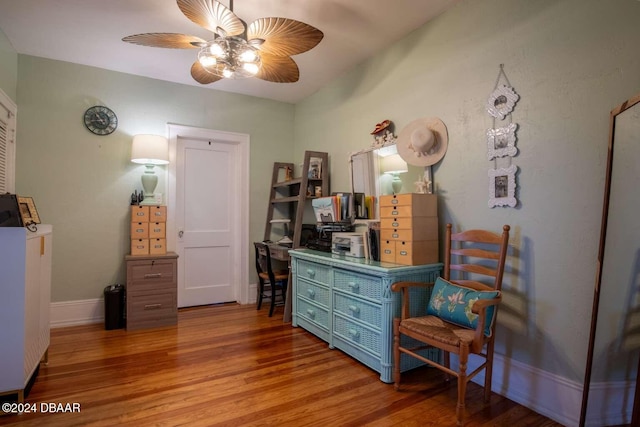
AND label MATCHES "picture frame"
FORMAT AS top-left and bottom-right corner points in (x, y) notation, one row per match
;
(308, 157), (323, 179)
(487, 123), (518, 160)
(488, 165), (518, 208)
(18, 196), (41, 225)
